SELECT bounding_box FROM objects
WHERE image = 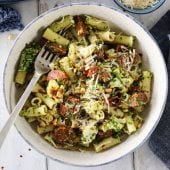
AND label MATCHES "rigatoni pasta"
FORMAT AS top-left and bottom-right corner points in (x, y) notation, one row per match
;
(16, 15), (152, 152)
